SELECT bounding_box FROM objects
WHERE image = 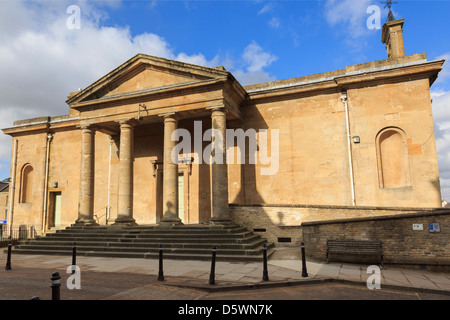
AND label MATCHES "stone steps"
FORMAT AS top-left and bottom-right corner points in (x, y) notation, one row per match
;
(19, 239), (266, 250)
(42, 232), (256, 239)
(14, 245), (266, 256)
(10, 224), (274, 262)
